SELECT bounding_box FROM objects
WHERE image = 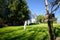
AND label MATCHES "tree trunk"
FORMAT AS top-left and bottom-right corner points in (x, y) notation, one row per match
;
(44, 0), (55, 40)
(48, 20), (55, 40)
